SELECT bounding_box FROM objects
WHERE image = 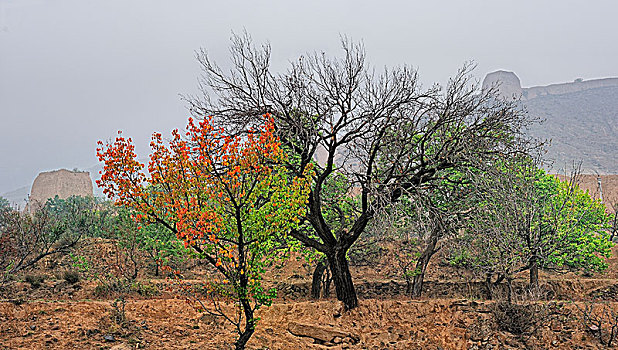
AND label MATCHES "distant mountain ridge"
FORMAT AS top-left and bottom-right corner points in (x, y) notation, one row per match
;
(483, 71), (618, 174)
(1, 186), (29, 209)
